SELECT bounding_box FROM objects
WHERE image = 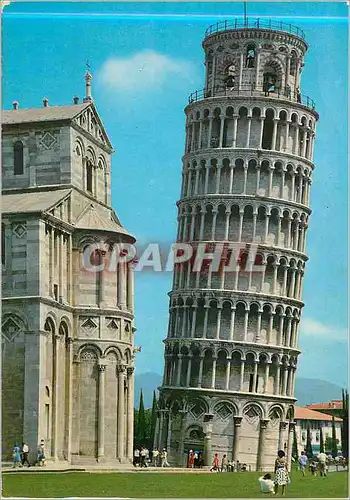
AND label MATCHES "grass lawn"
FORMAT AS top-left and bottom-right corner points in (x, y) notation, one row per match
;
(2, 471), (348, 498)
